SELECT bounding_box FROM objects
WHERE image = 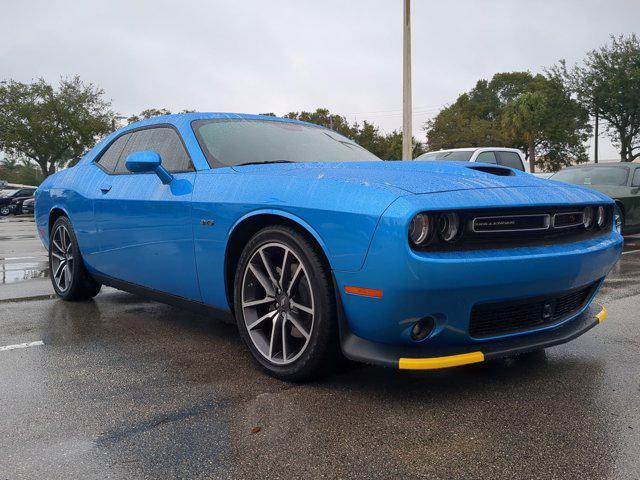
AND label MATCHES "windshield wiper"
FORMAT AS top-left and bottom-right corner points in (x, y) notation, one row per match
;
(235, 160), (296, 167)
